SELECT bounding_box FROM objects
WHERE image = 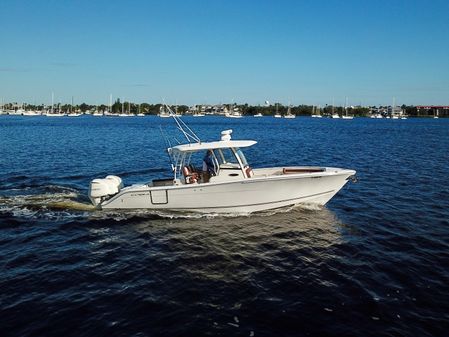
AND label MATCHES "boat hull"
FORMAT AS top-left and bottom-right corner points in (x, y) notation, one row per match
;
(98, 168), (355, 214)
